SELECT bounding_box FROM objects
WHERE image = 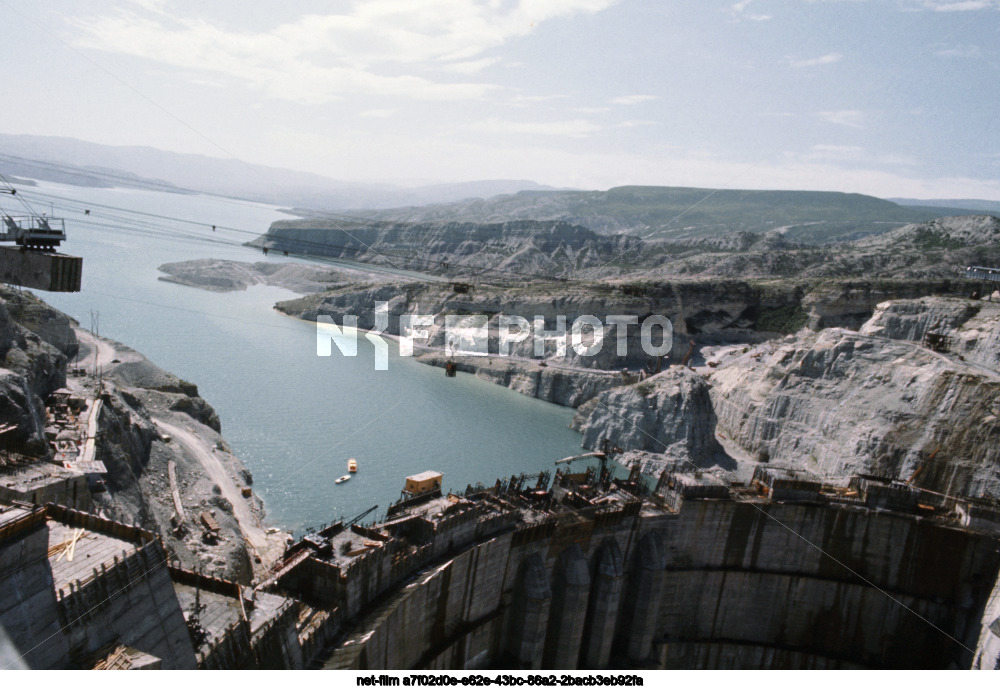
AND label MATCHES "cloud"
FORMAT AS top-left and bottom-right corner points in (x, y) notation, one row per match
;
(438, 57), (501, 75)
(801, 145), (919, 167)
(610, 94), (658, 105)
(360, 109), (395, 118)
(790, 52), (843, 68)
(809, 144), (865, 158)
(471, 117), (601, 137)
(818, 110), (865, 128)
(926, 1), (995, 9)
(729, 0), (772, 21)
(69, 0), (621, 103)
(511, 94), (571, 104)
(934, 44), (983, 58)
(901, 0), (999, 9)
